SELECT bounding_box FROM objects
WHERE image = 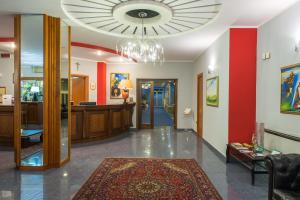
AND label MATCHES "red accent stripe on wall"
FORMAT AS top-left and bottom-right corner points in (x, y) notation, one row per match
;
(229, 28), (257, 144)
(0, 37), (15, 42)
(71, 41), (137, 62)
(97, 62), (106, 105)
